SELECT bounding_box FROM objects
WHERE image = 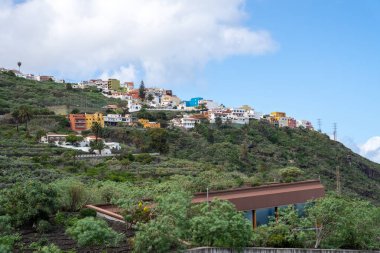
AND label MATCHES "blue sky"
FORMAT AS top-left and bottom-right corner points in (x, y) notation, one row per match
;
(1, 0), (379, 161)
(177, 0), (380, 146)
